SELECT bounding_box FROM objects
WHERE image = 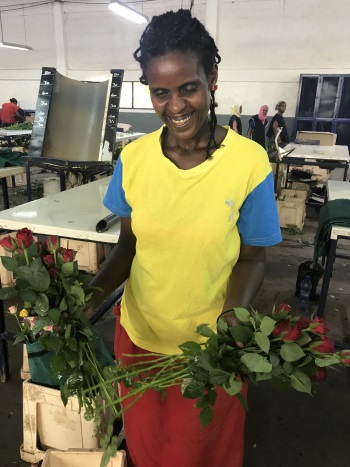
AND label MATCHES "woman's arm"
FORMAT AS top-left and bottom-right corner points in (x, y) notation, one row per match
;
(87, 217), (136, 315)
(220, 244), (266, 327)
